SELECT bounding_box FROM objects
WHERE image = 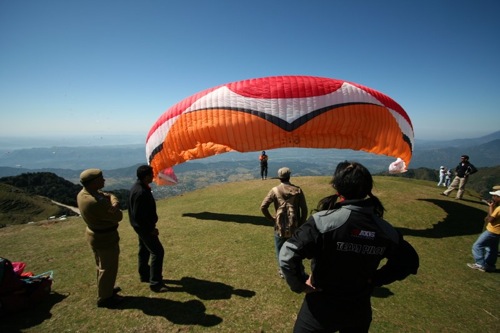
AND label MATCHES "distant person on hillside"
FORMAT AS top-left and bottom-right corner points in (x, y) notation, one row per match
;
(77, 168), (124, 308)
(441, 155), (478, 200)
(445, 169), (452, 187)
(467, 189), (500, 272)
(279, 161), (419, 332)
(128, 165), (168, 293)
(437, 166), (446, 187)
(259, 151), (268, 180)
(260, 167), (308, 278)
